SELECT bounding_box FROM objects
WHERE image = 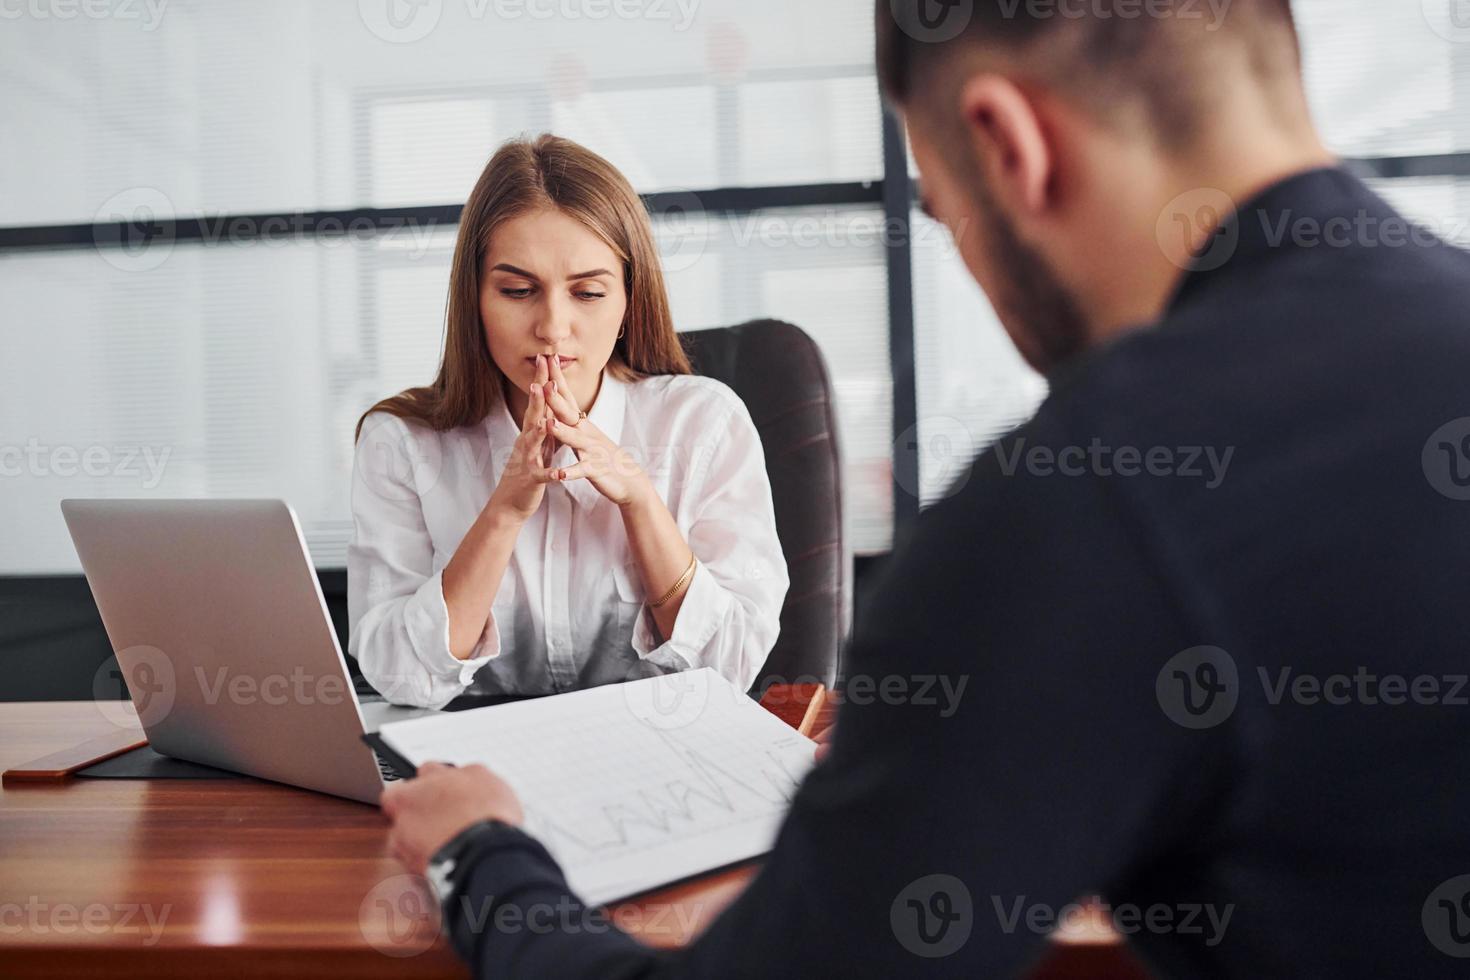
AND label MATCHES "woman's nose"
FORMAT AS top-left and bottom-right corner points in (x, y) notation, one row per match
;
(533, 299), (573, 345)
